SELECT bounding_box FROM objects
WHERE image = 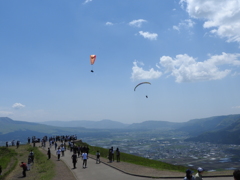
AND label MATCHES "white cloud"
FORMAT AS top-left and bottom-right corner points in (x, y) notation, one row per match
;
(131, 61), (162, 80)
(0, 111), (13, 116)
(180, 0), (240, 43)
(106, 22), (113, 26)
(173, 19), (195, 31)
(12, 103), (25, 109)
(83, 0), (92, 4)
(139, 31), (158, 40)
(159, 52), (240, 83)
(173, 25), (180, 31)
(129, 19), (147, 28)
